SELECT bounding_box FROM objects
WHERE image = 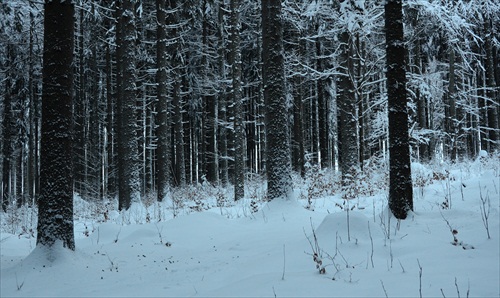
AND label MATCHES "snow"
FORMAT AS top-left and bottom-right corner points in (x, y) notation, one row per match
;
(1, 161), (499, 297)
